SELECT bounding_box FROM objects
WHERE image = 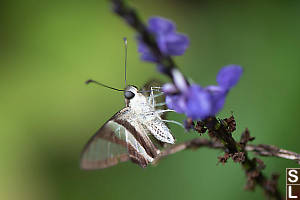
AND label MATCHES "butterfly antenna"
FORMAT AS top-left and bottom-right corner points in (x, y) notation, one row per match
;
(123, 37), (128, 87)
(85, 79), (124, 92)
